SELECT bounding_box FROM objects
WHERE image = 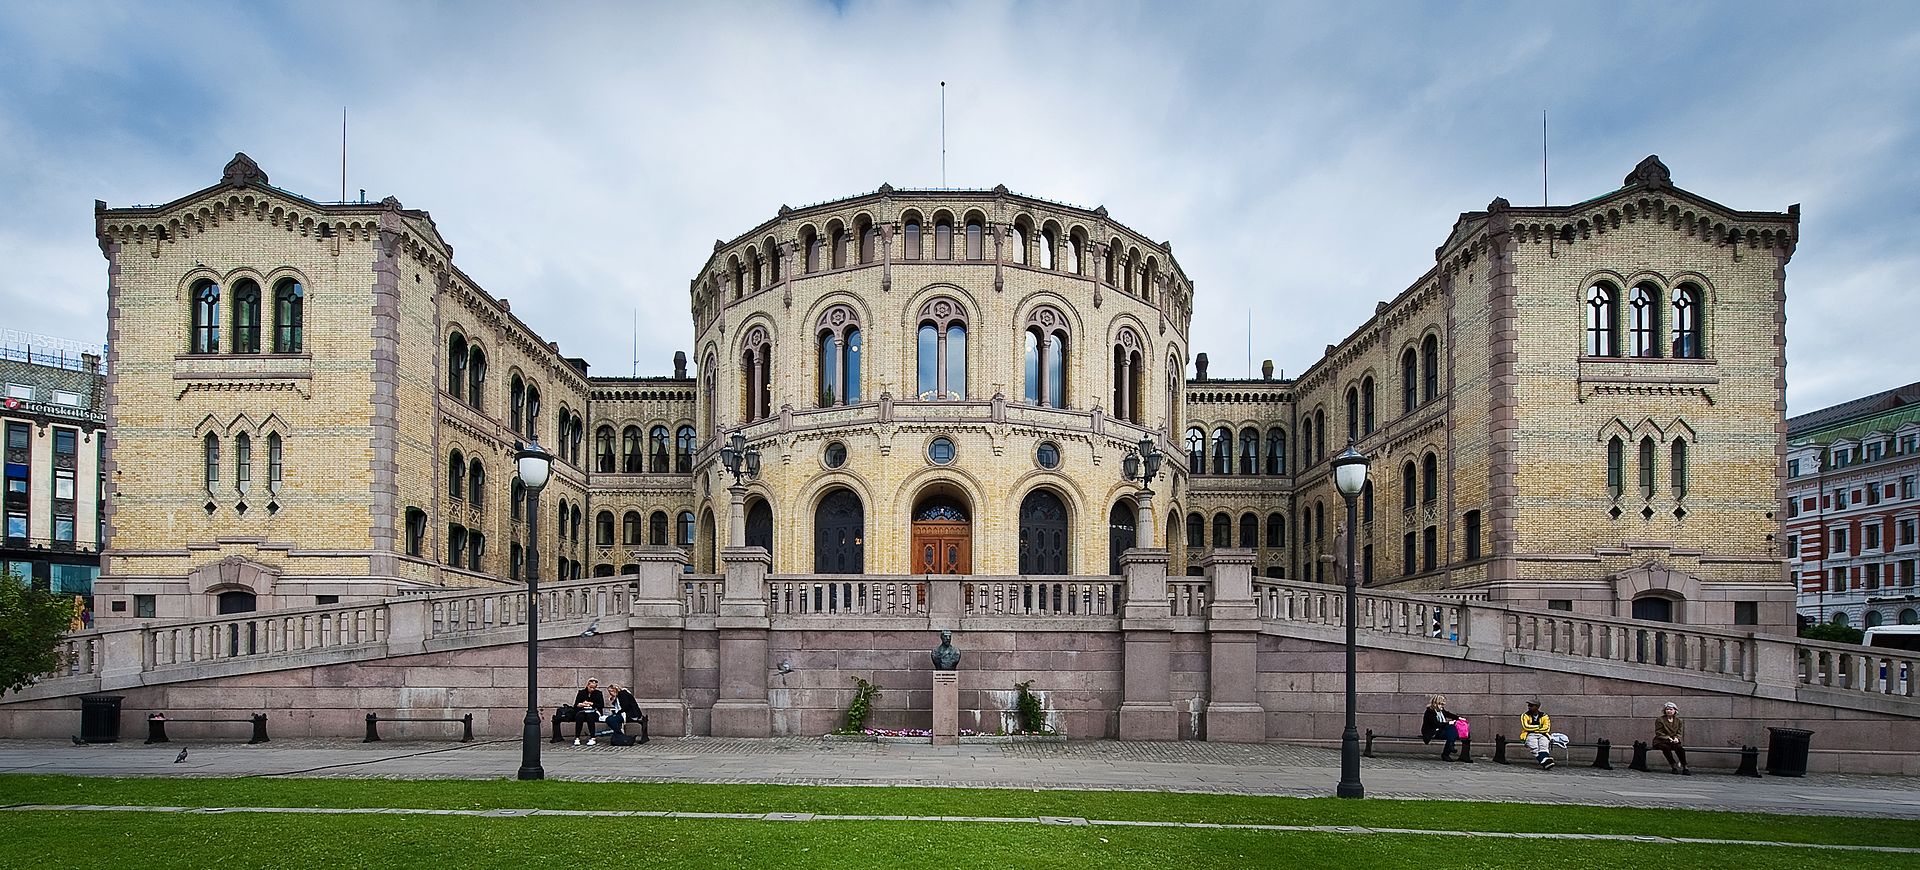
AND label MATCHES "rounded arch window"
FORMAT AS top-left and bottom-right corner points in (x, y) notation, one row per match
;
(928, 436), (956, 465)
(1035, 441), (1061, 470)
(823, 441), (848, 469)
